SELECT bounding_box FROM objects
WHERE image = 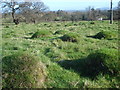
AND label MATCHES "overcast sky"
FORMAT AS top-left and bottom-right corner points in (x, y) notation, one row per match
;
(43, 0), (119, 11)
